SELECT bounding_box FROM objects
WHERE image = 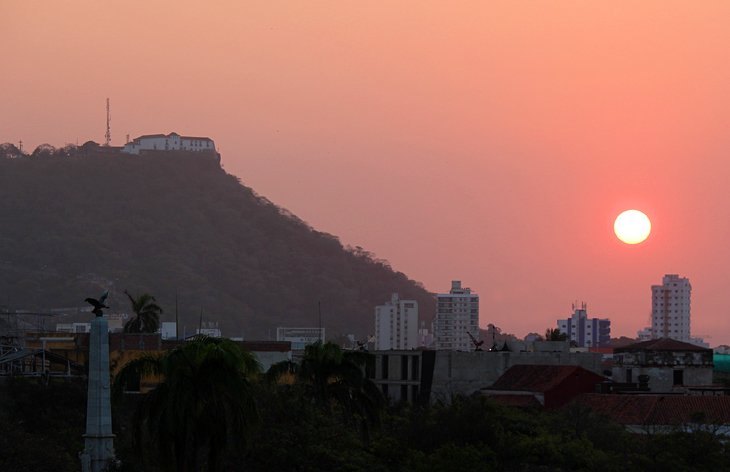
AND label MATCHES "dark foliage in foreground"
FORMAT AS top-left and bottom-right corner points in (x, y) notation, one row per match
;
(5, 369), (730, 471)
(0, 145), (434, 337)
